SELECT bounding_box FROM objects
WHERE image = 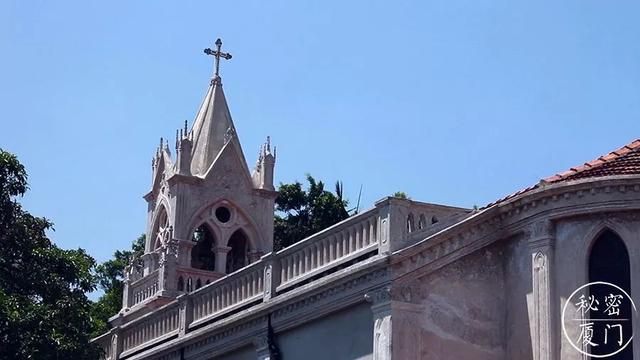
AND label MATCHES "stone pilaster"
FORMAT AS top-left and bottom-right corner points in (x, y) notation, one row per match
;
(110, 328), (123, 360)
(365, 287), (393, 360)
(375, 198), (411, 254)
(121, 279), (132, 311)
(365, 284), (424, 360)
(526, 219), (557, 360)
(262, 253), (280, 302)
(253, 334), (271, 360)
(177, 294), (192, 337)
